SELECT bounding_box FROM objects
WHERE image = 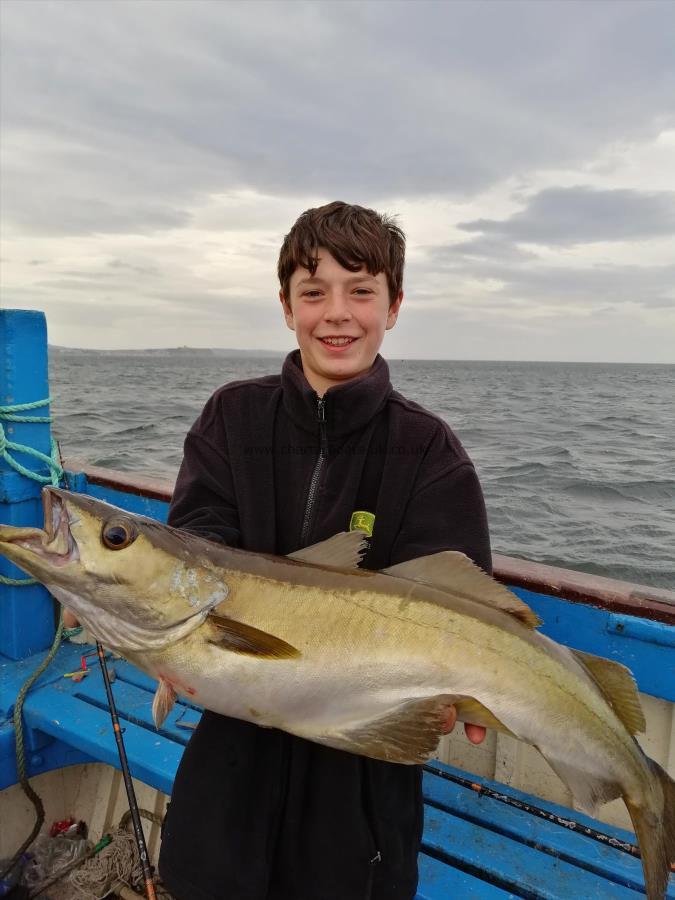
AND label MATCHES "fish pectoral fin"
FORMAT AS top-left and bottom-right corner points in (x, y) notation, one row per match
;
(332, 695), (459, 764)
(382, 552), (542, 629)
(206, 613), (300, 659)
(287, 532), (368, 569)
(452, 697), (513, 735)
(572, 649), (646, 735)
(152, 677), (177, 729)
